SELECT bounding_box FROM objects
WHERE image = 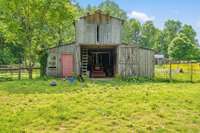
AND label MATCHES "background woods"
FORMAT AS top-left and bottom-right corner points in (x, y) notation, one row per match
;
(0, 0), (200, 79)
